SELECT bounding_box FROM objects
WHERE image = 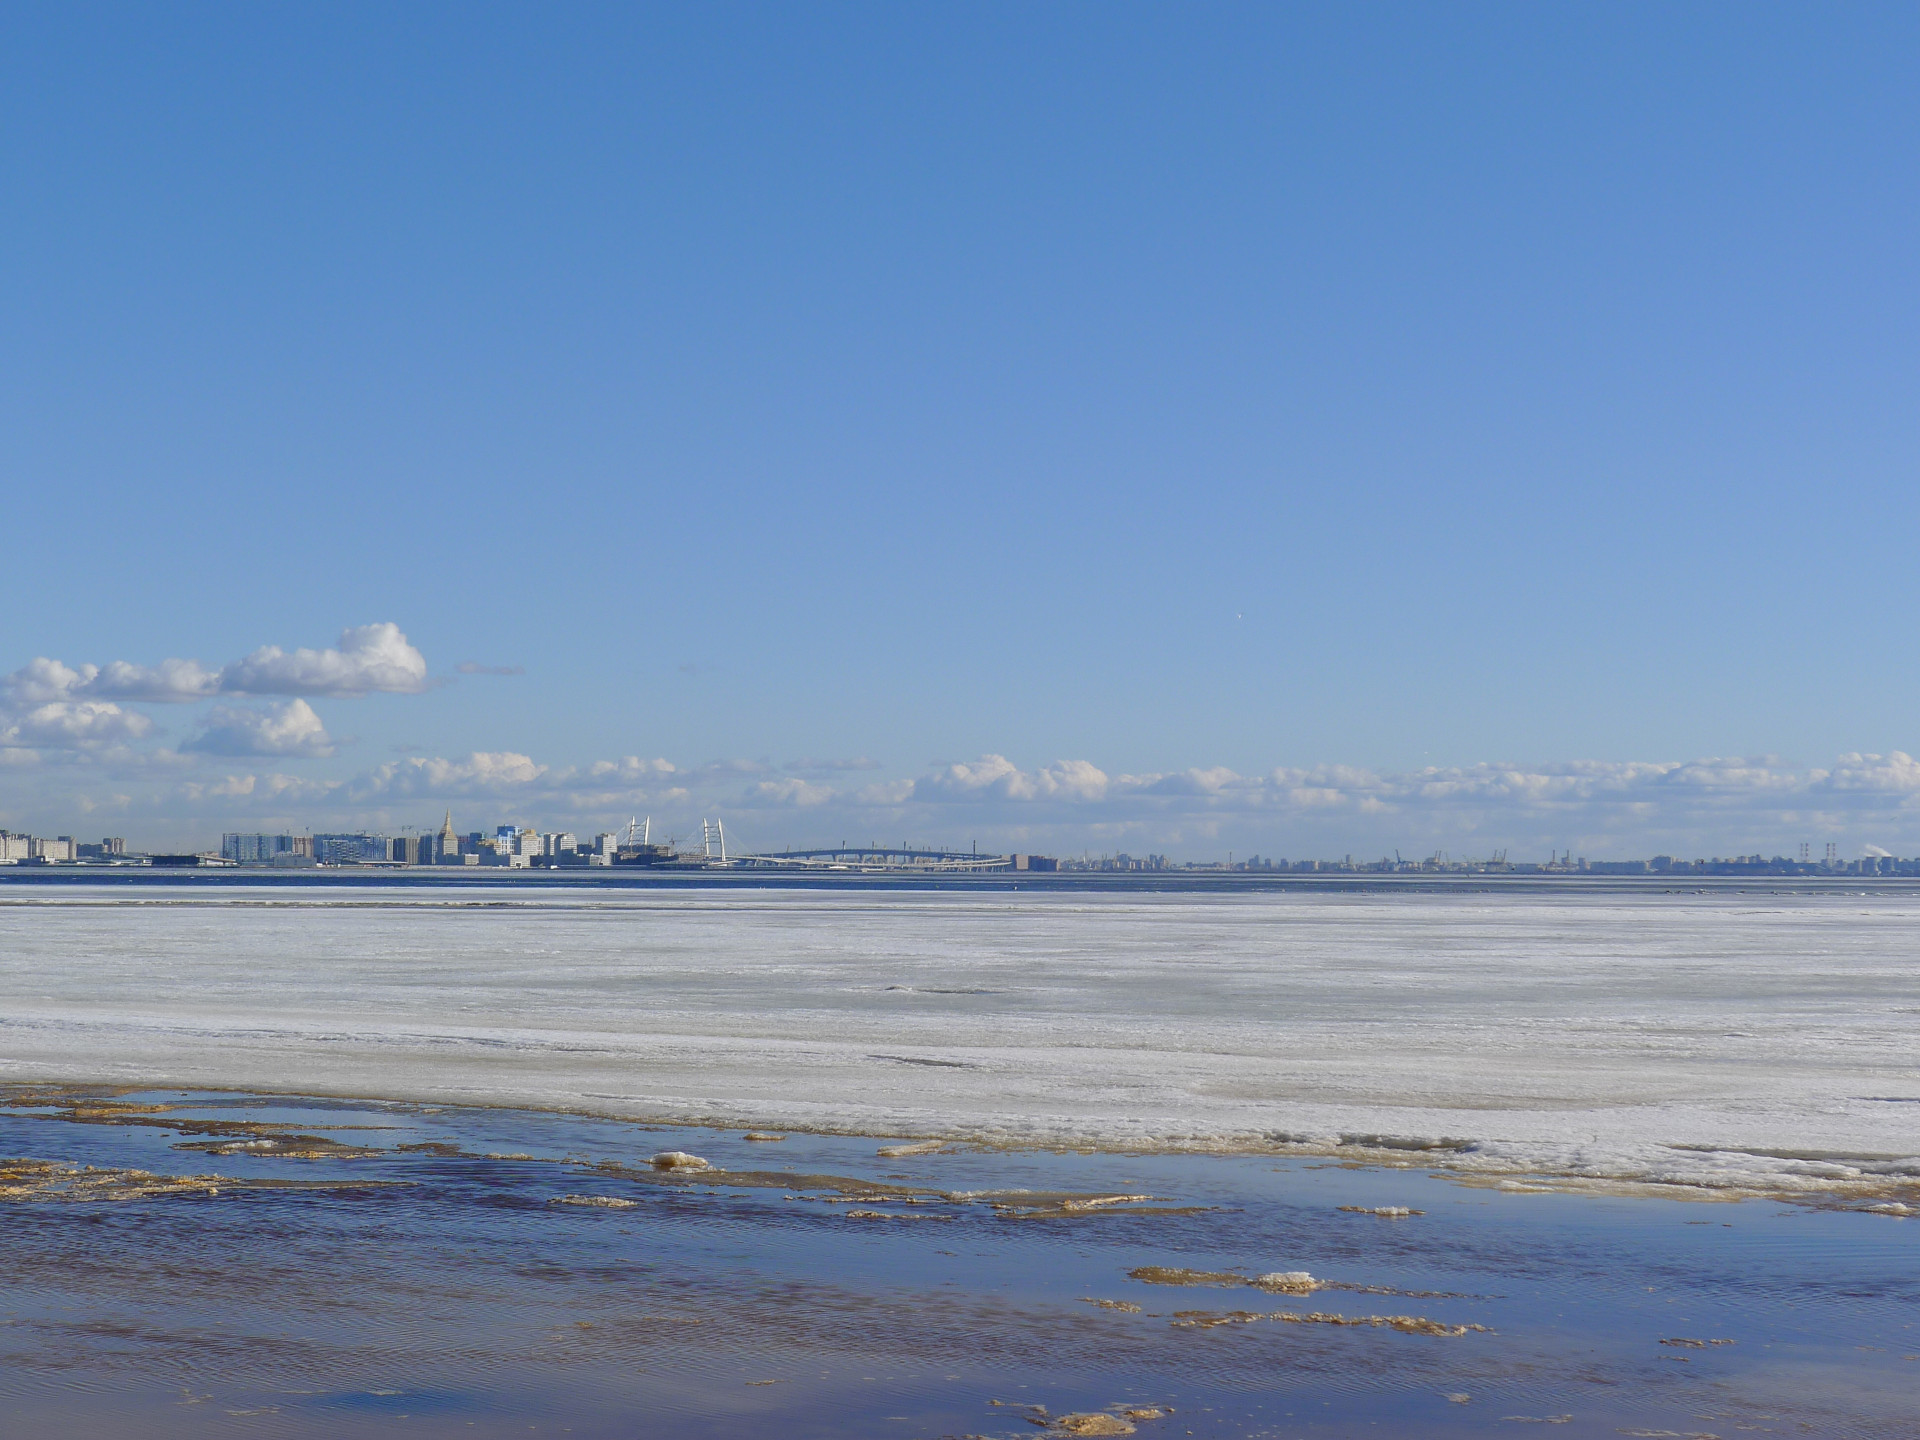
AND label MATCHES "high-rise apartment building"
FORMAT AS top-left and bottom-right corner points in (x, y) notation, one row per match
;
(311, 834), (391, 865)
(221, 833), (314, 863)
